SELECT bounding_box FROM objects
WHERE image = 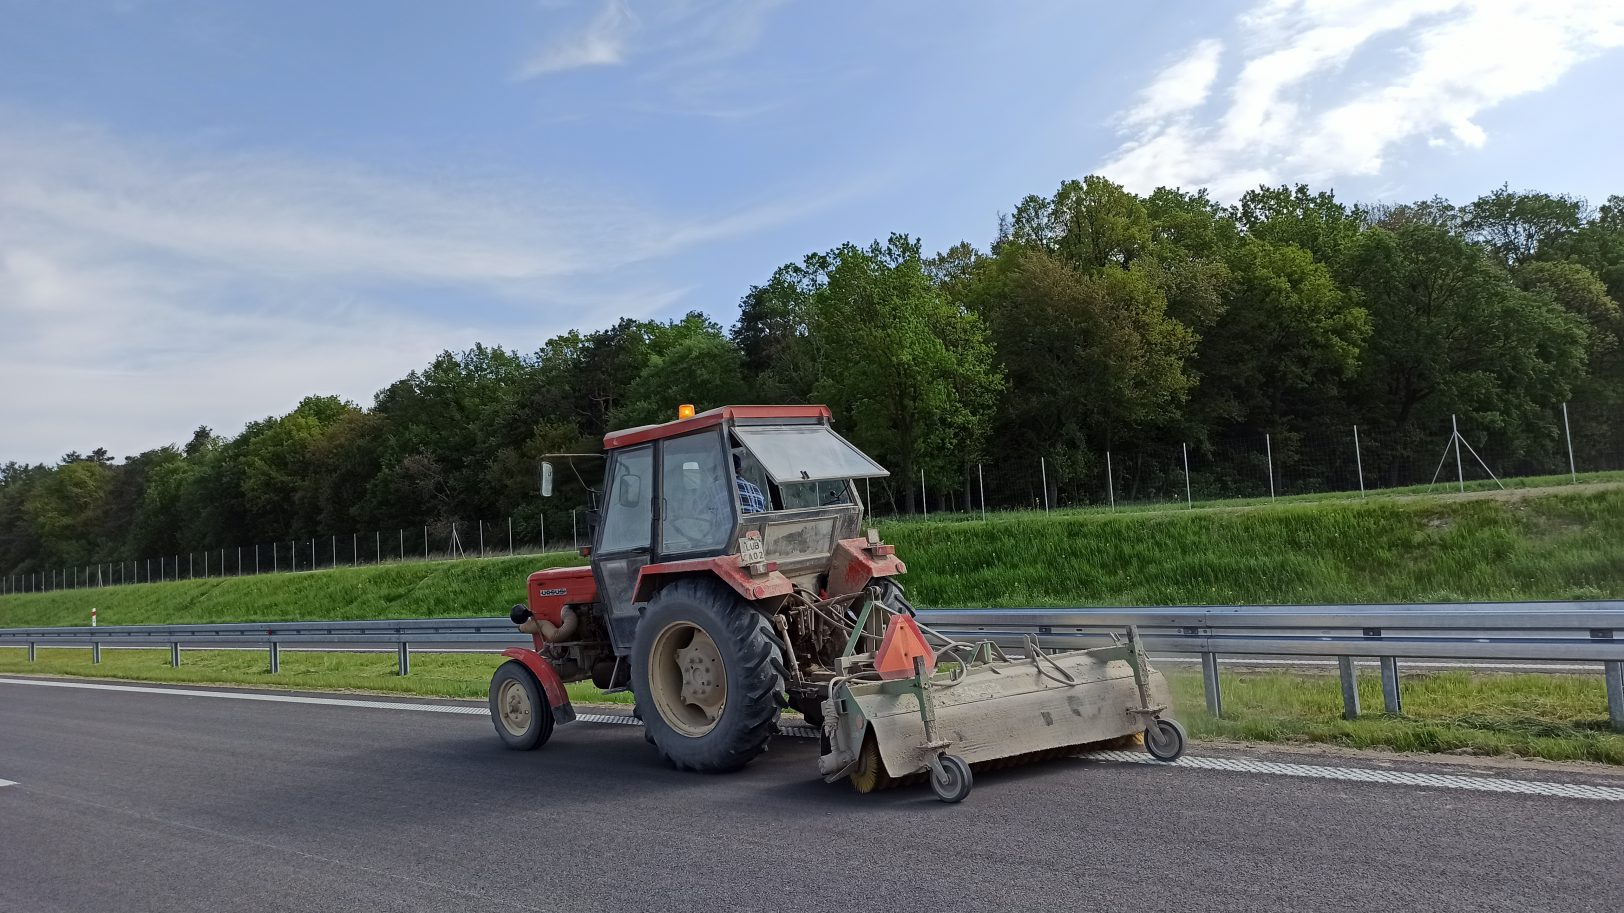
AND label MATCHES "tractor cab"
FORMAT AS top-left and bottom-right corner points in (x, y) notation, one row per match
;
(585, 405), (888, 652)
